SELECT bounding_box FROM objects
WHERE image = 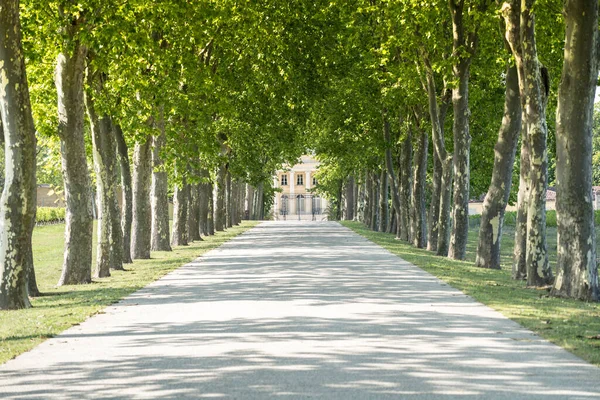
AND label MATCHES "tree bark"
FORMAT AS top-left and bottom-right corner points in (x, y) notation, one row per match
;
(379, 167), (388, 232)
(207, 180), (215, 235)
(552, 0), (599, 301)
(215, 164), (226, 231)
(188, 183), (201, 241)
(399, 133), (412, 242)
(114, 124), (133, 263)
(246, 184), (255, 220)
(383, 115), (402, 238)
(0, 0), (36, 308)
(370, 172), (379, 231)
(131, 138), (152, 259)
(85, 73), (123, 278)
(448, 0), (475, 261)
(226, 169), (232, 228)
(437, 156), (453, 256)
(364, 172), (372, 227)
(151, 112), (171, 252)
(503, 0), (552, 286)
(171, 179), (188, 247)
(475, 65), (522, 269)
(345, 176), (355, 221)
(56, 43), (92, 286)
(199, 169), (210, 235)
(411, 120), (428, 248)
